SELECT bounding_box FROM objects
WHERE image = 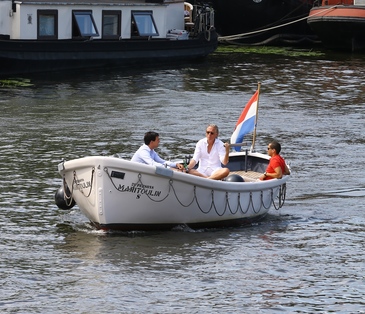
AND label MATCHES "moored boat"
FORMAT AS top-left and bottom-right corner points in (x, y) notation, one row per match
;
(210, 0), (316, 45)
(0, 0), (217, 76)
(307, 0), (365, 51)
